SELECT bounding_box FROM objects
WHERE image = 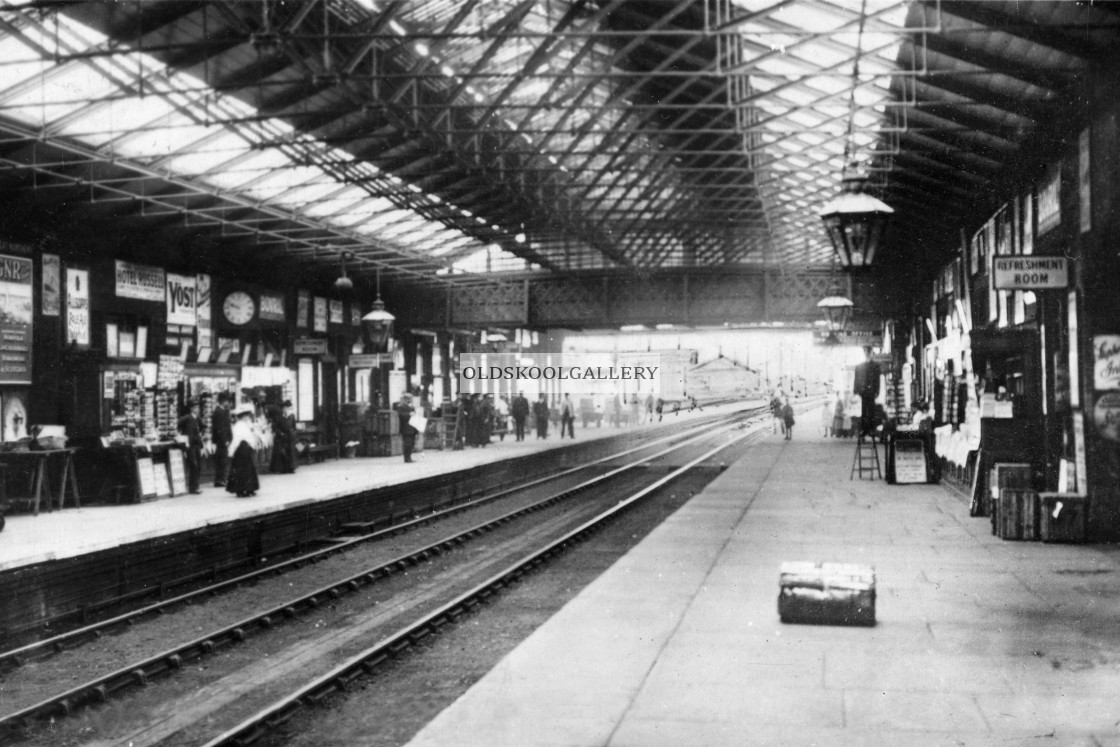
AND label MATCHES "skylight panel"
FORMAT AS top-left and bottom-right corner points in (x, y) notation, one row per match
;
(788, 43), (850, 69)
(301, 190), (367, 218)
(771, 3), (851, 33)
(242, 164), (325, 197)
(115, 121), (216, 161)
(785, 109), (827, 128)
(67, 95), (176, 145)
(274, 182), (342, 209)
